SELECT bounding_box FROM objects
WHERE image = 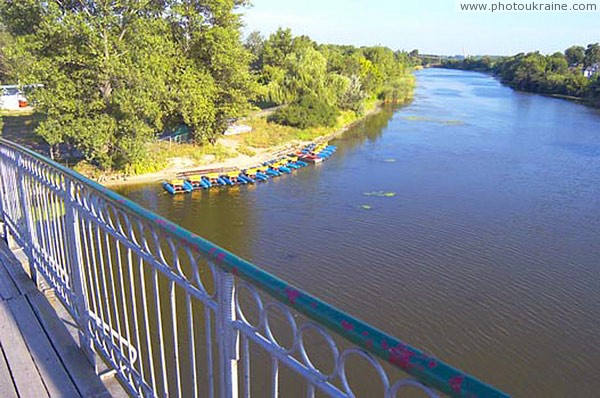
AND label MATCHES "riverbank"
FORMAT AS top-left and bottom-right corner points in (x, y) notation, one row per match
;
(102, 100), (389, 187)
(101, 92), (412, 187)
